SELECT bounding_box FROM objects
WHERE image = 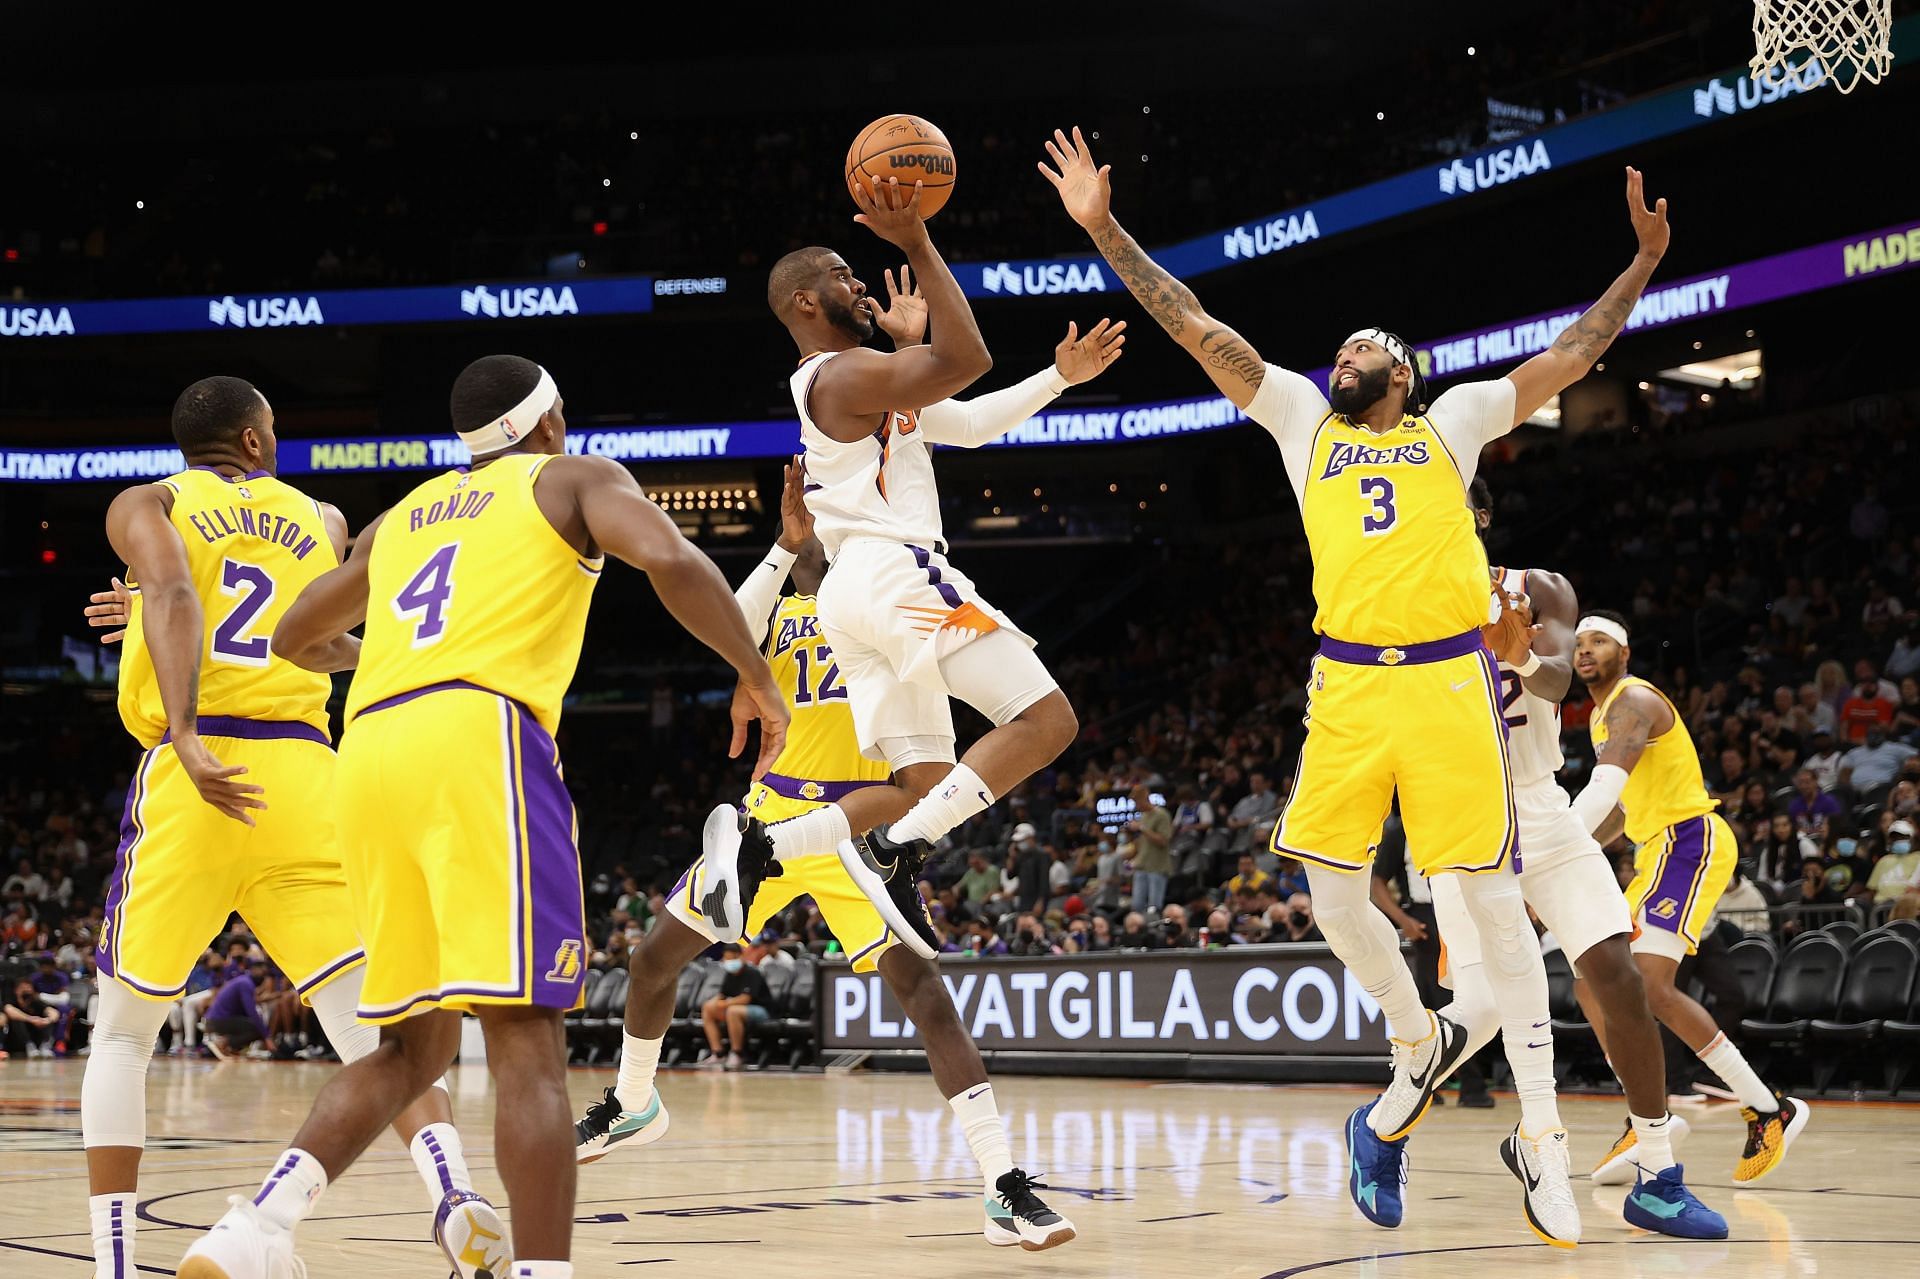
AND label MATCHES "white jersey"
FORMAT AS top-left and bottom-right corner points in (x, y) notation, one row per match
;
(1490, 565), (1564, 787)
(791, 350), (945, 558)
